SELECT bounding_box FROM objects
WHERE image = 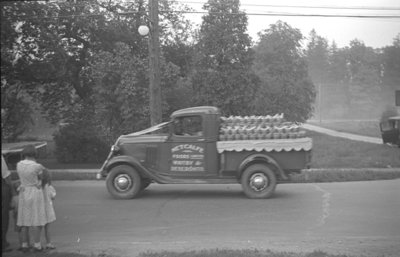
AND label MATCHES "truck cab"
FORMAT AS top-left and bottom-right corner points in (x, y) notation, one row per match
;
(98, 106), (312, 199)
